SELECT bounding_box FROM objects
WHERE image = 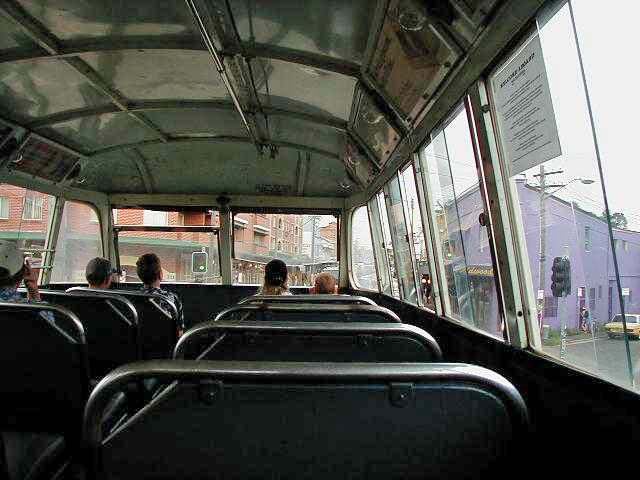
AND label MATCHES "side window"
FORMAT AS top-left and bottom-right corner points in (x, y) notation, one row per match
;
(487, 2), (638, 389)
(0, 184), (54, 273)
(368, 196), (393, 296)
(51, 201), (102, 283)
(417, 105), (502, 338)
(400, 164), (435, 309)
(384, 176), (418, 303)
(350, 206), (378, 291)
(376, 191), (400, 298)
